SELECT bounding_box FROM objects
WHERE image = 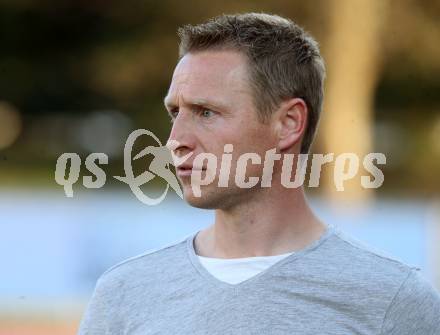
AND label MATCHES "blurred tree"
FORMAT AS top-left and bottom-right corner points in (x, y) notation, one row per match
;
(0, 0), (438, 196)
(318, 0), (389, 202)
